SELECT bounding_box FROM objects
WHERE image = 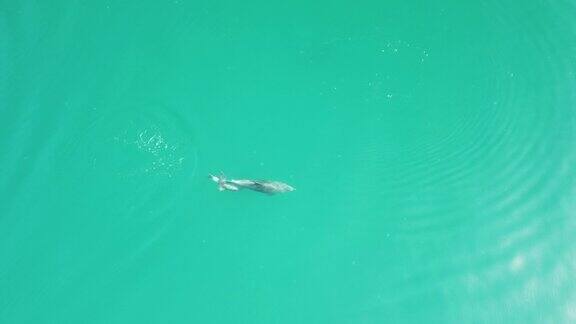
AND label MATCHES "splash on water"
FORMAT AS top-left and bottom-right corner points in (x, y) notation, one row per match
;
(133, 127), (185, 177)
